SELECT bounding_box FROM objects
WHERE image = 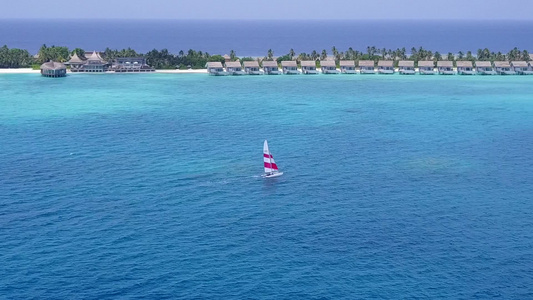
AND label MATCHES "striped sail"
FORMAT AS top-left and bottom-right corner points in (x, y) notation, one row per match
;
(263, 140), (279, 174)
